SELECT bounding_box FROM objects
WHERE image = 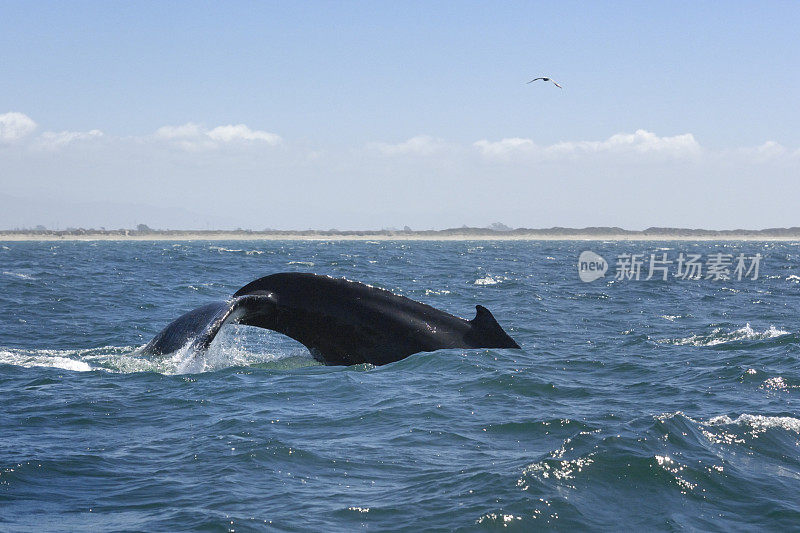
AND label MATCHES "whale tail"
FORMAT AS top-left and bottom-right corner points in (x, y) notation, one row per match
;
(141, 295), (277, 356)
